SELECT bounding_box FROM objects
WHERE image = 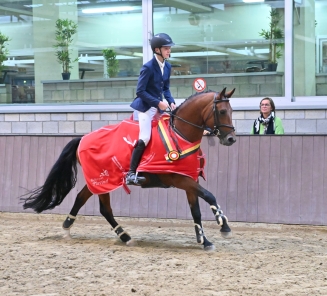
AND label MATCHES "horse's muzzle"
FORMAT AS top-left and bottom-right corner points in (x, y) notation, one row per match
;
(220, 134), (237, 146)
